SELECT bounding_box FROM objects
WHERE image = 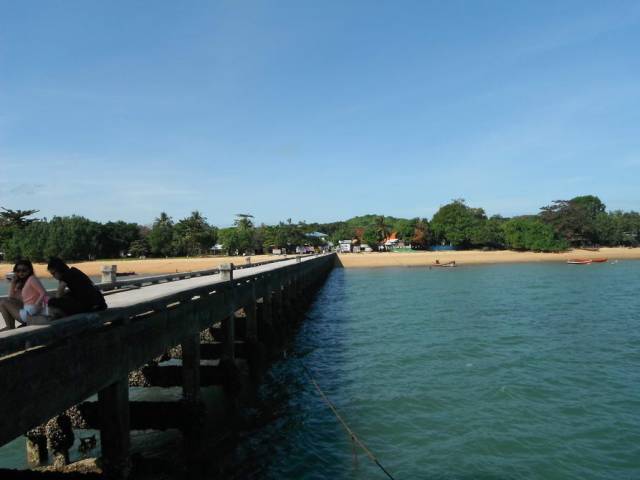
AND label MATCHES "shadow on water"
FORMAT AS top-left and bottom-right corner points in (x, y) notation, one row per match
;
(221, 268), (352, 479)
